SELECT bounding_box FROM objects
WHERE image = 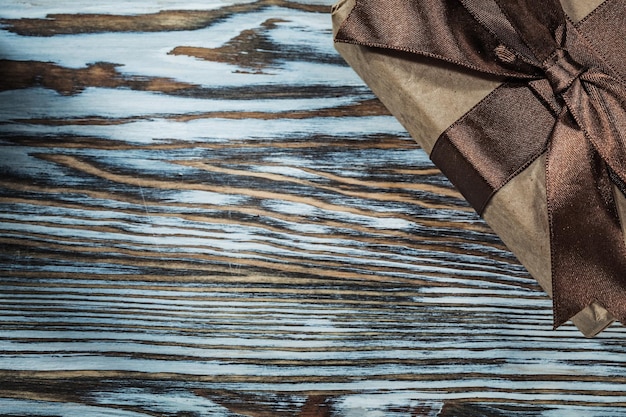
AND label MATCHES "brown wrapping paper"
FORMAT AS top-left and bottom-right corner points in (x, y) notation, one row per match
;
(332, 0), (626, 336)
